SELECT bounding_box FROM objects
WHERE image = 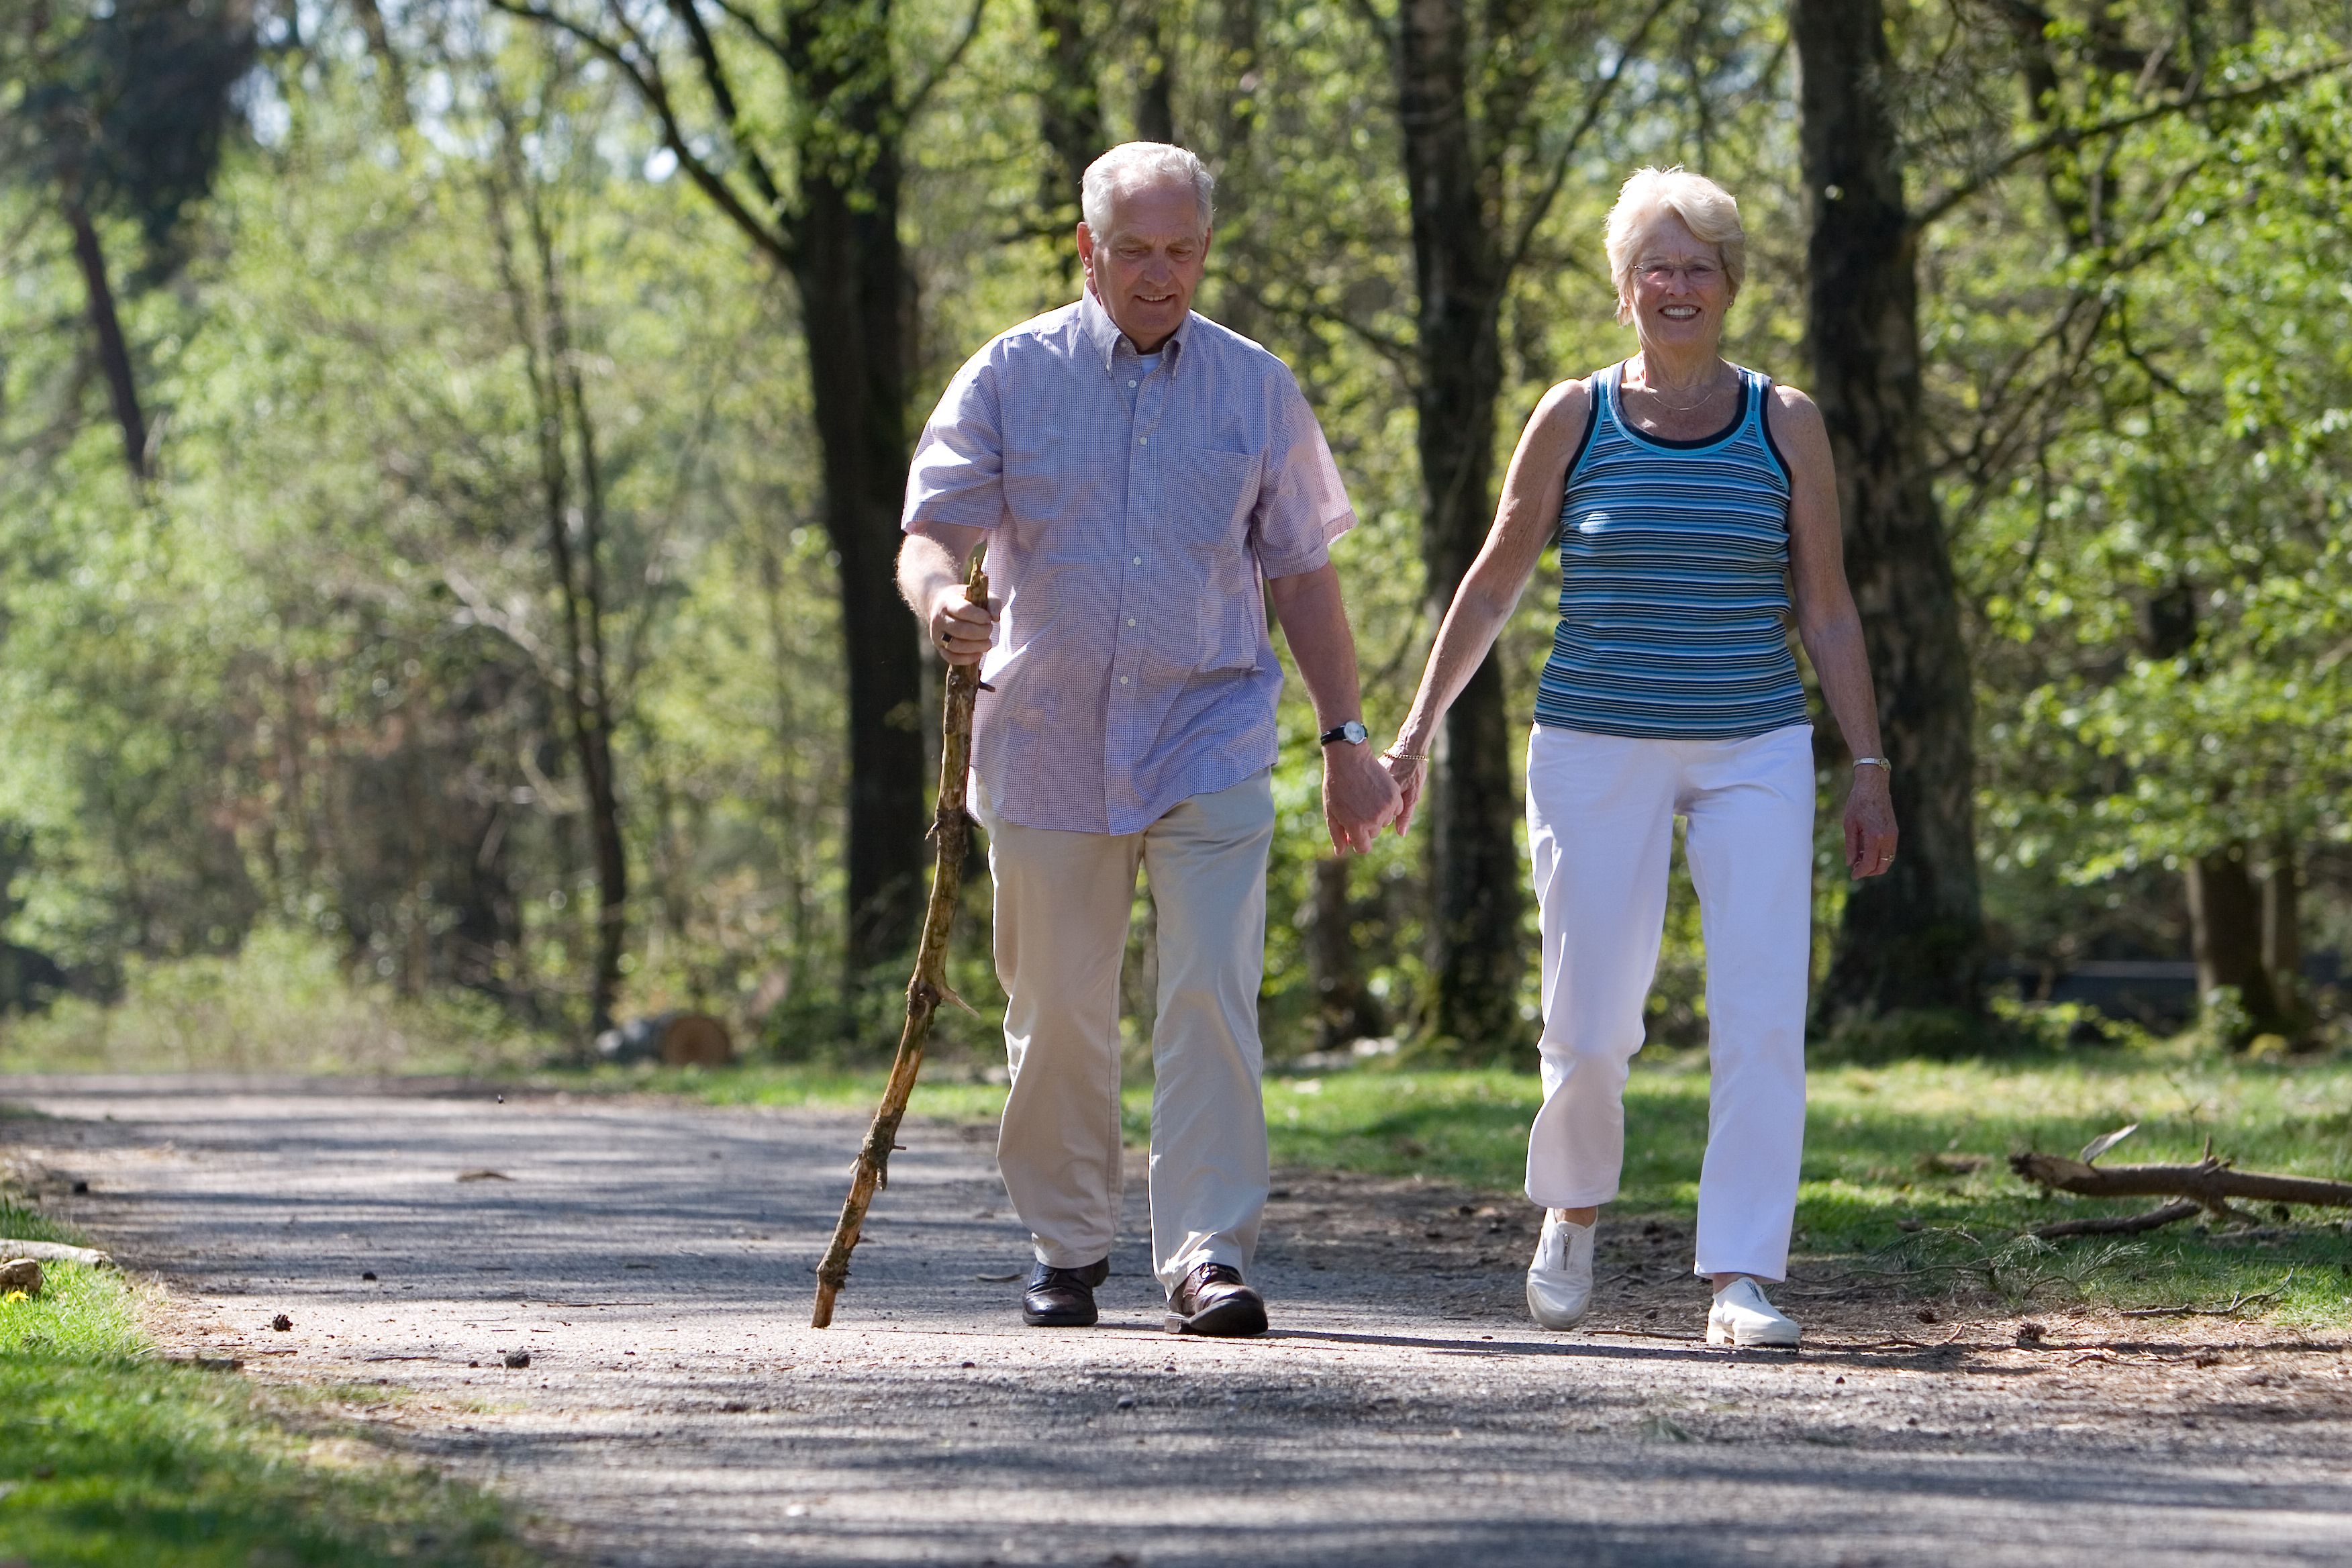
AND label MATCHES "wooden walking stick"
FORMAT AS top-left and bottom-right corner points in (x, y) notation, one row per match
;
(812, 546), (988, 1328)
